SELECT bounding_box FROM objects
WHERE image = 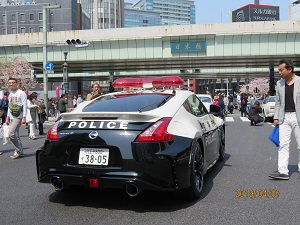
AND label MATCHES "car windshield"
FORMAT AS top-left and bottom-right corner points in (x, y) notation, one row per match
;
(82, 93), (174, 112)
(199, 97), (211, 103)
